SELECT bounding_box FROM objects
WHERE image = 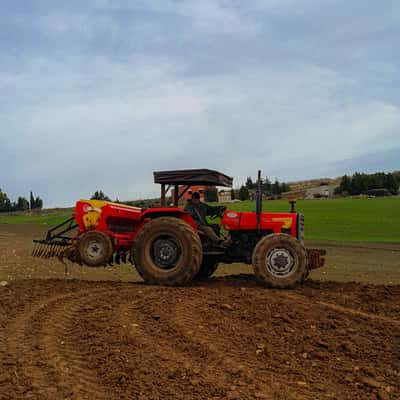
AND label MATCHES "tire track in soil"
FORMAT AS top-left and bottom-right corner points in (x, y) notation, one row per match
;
(110, 289), (278, 399)
(167, 294), (321, 400)
(4, 287), (116, 400)
(168, 300), (279, 398)
(129, 289), (299, 399)
(2, 280), (400, 399)
(166, 290), (400, 400)
(284, 292), (400, 326)
(114, 300), (230, 399)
